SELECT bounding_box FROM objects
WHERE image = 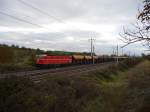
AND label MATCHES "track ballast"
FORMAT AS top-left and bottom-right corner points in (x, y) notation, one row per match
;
(0, 62), (116, 83)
